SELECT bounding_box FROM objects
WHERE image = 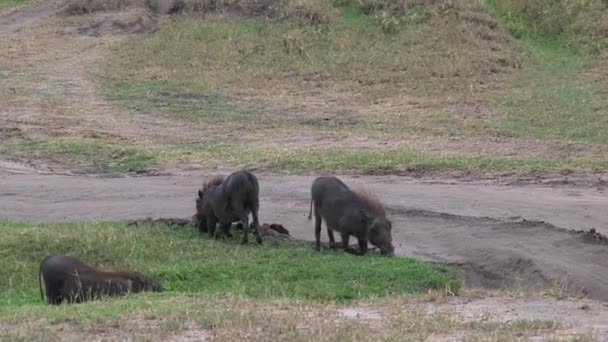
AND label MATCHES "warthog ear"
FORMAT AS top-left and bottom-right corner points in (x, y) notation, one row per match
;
(198, 190), (204, 198)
